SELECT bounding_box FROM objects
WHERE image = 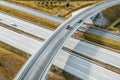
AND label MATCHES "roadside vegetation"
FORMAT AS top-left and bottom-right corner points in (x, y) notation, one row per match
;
(0, 66), (12, 80)
(0, 47), (27, 79)
(7, 0), (99, 18)
(101, 4), (120, 32)
(107, 19), (120, 33)
(0, 4), (60, 30)
(102, 4), (120, 25)
(83, 32), (120, 51)
(0, 40), (29, 79)
(0, 41), (29, 59)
